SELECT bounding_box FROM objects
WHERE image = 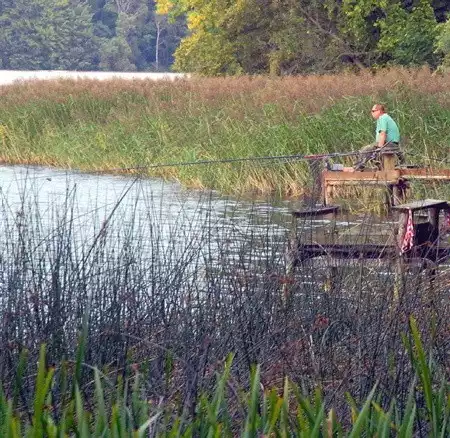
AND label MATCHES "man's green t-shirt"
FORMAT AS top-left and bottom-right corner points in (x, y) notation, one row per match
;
(376, 114), (400, 144)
